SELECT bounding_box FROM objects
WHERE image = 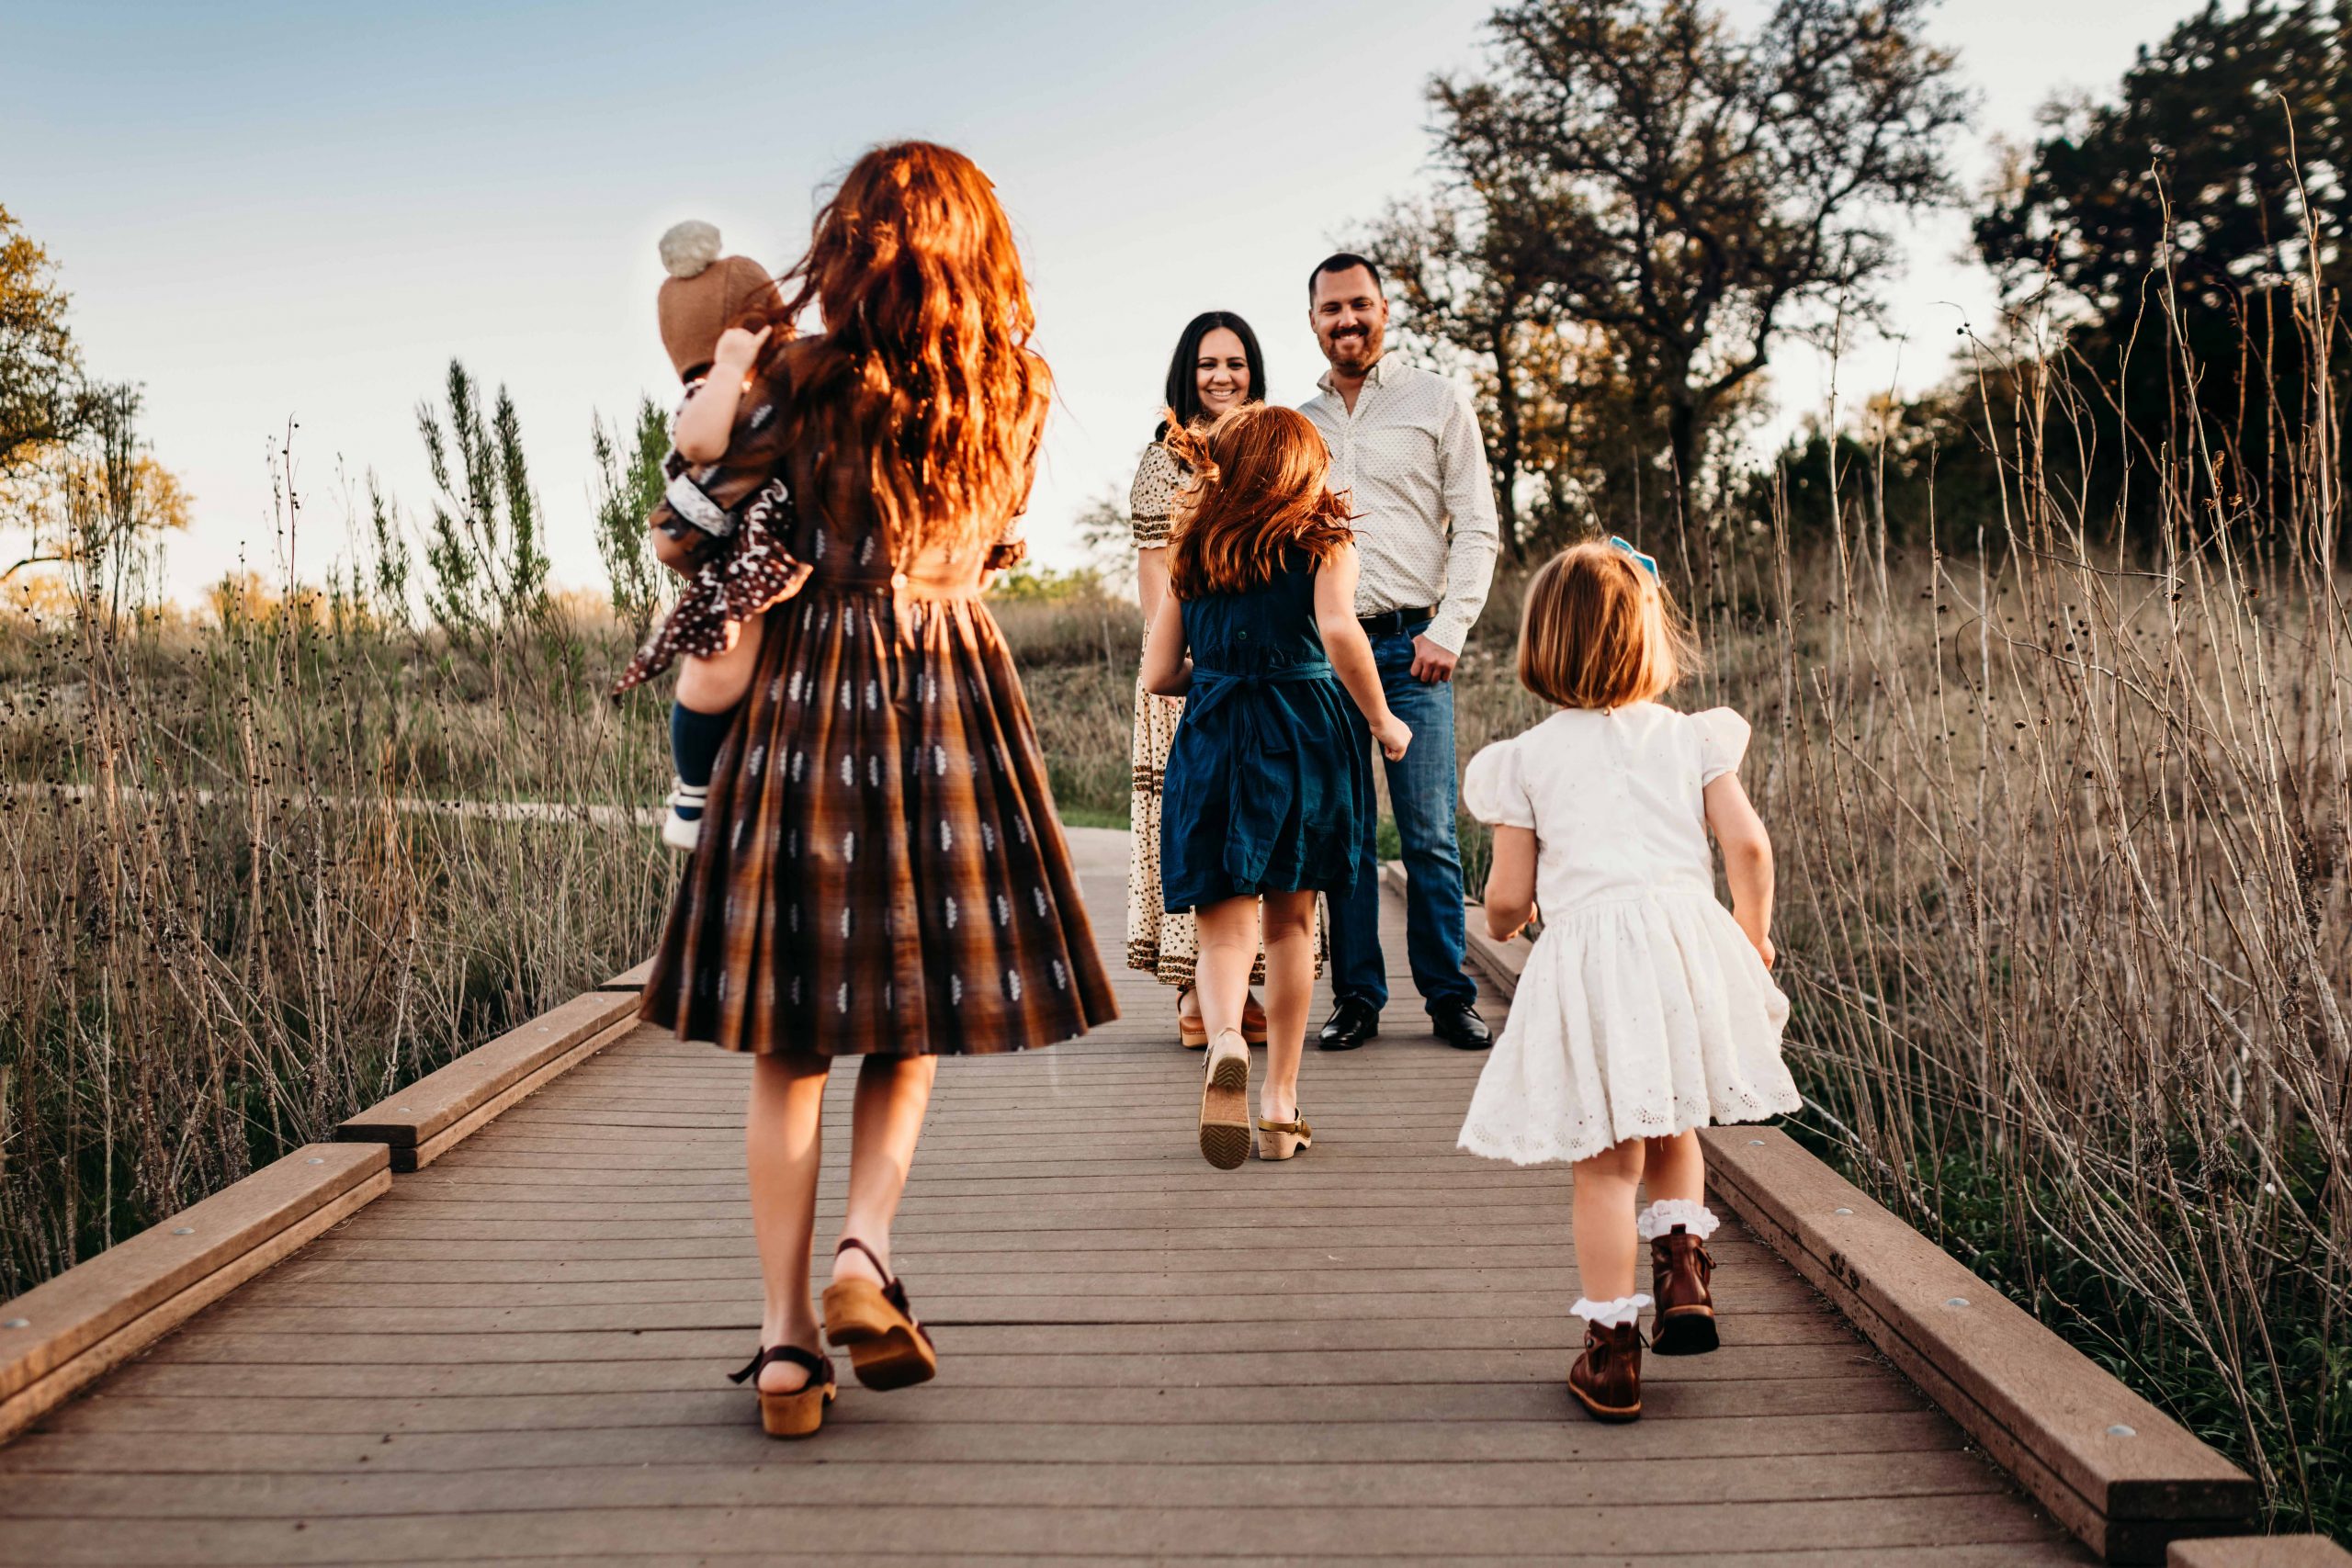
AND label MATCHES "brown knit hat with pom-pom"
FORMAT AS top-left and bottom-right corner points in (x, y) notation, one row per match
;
(656, 221), (775, 381)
